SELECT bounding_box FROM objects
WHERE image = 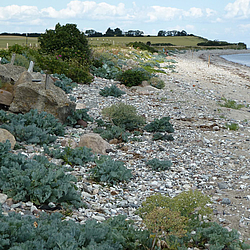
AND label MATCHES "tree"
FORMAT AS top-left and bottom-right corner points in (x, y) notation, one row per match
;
(104, 27), (115, 36)
(158, 30), (167, 36)
(125, 30), (144, 37)
(114, 28), (123, 36)
(39, 23), (91, 63)
(85, 29), (102, 37)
